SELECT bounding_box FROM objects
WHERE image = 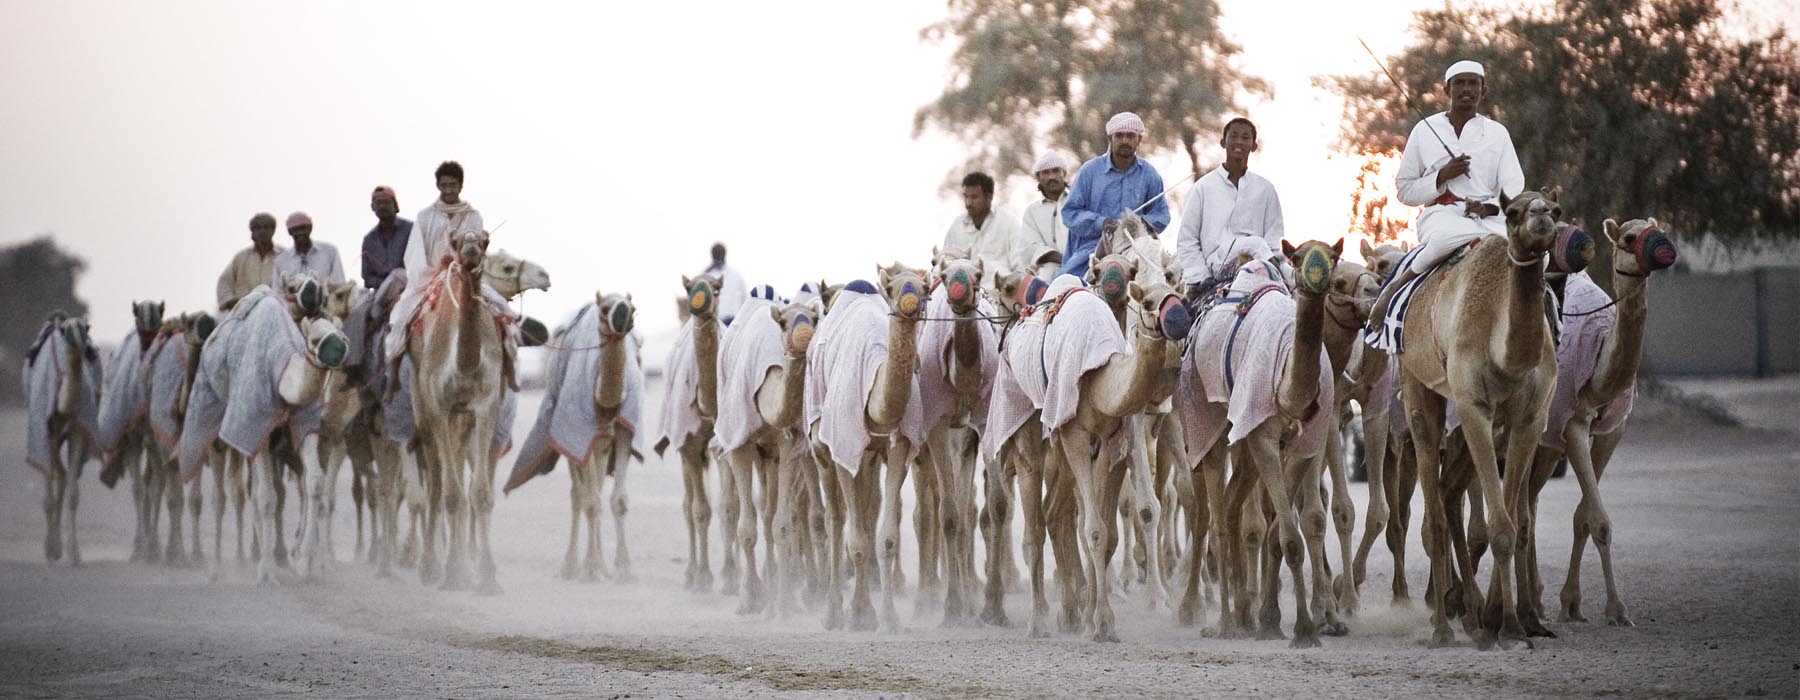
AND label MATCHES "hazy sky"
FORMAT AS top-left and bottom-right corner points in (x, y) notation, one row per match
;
(2, 0), (1789, 341)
